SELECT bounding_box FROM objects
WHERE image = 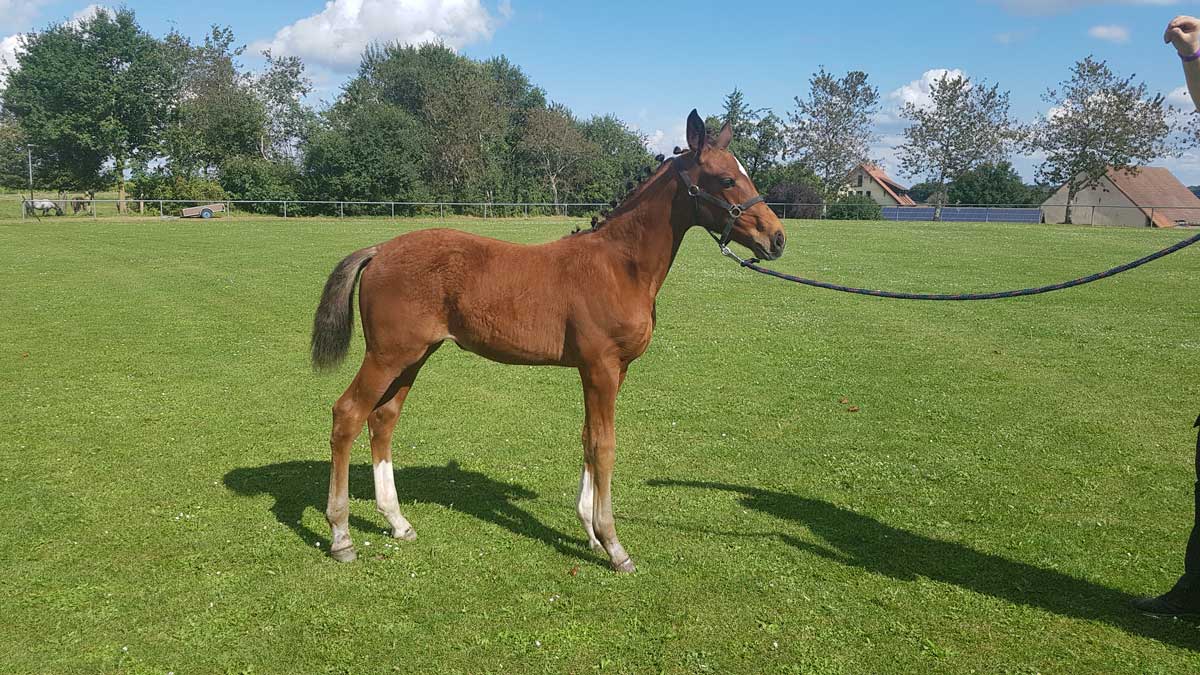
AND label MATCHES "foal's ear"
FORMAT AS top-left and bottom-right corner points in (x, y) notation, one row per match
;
(714, 121), (733, 150)
(686, 109), (706, 155)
